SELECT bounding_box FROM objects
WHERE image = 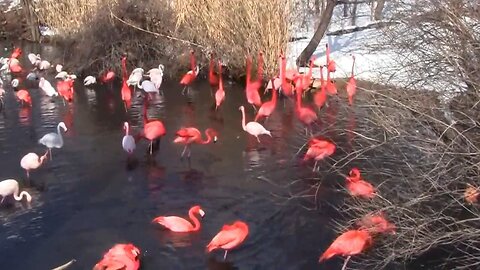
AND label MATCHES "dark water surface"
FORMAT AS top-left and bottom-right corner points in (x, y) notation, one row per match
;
(0, 44), (347, 269)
